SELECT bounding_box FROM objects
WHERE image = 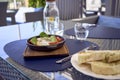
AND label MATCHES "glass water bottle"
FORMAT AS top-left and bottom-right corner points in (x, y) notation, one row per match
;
(43, 0), (59, 34)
